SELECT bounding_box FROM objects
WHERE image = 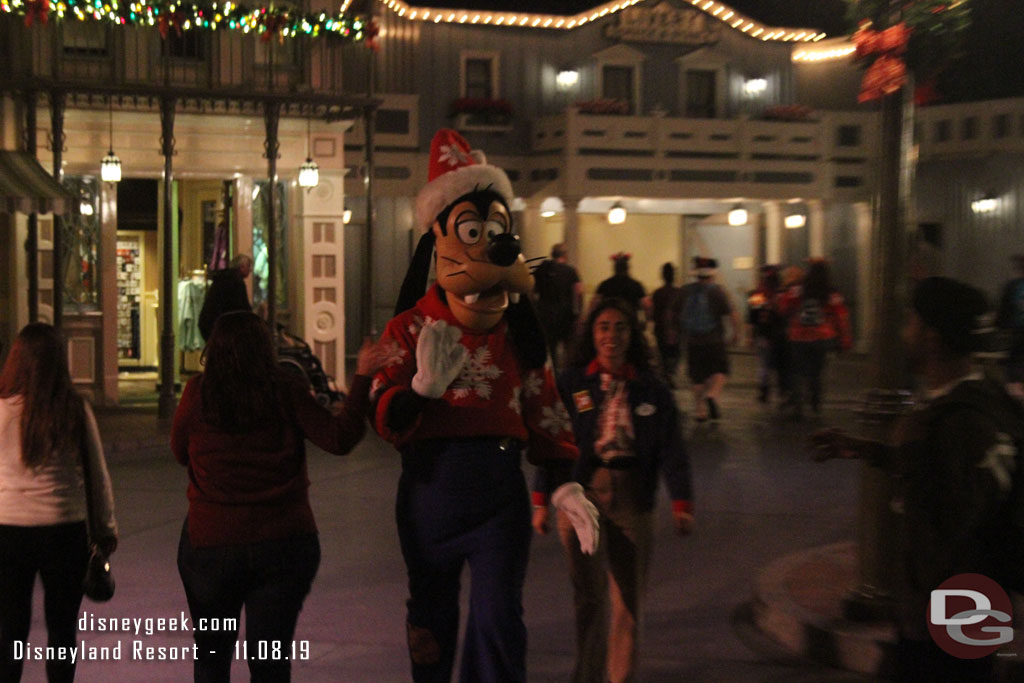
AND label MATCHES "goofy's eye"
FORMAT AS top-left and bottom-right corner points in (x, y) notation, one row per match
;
(456, 220), (484, 245)
(484, 220), (505, 240)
